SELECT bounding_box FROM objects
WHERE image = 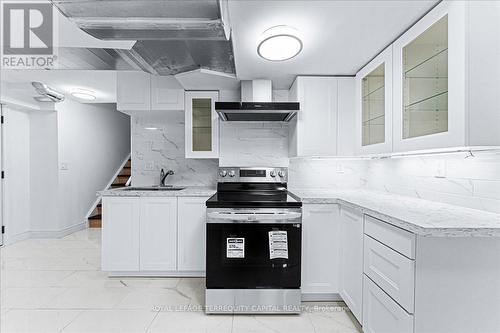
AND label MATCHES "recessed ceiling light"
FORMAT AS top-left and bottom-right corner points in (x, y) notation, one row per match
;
(145, 127), (159, 131)
(257, 26), (303, 61)
(70, 88), (96, 101)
